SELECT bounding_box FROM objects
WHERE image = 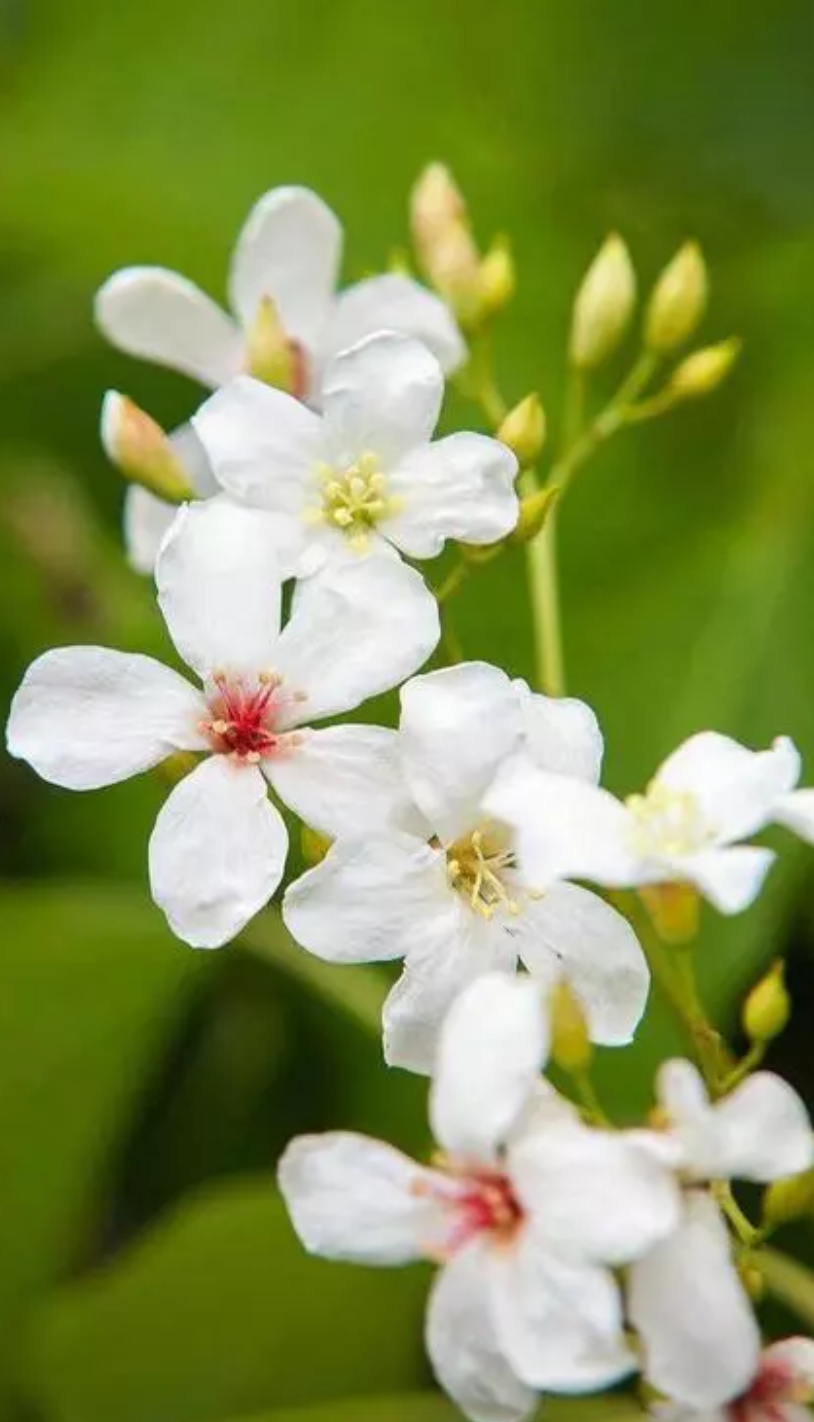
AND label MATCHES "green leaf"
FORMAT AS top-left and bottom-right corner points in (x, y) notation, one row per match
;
(760, 1246), (814, 1330)
(25, 1180), (431, 1422)
(220, 1392), (645, 1422)
(0, 882), (207, 1414)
